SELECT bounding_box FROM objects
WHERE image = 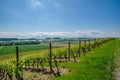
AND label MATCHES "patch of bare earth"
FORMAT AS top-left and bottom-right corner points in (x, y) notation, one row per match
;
(23, 67), (68, 80)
